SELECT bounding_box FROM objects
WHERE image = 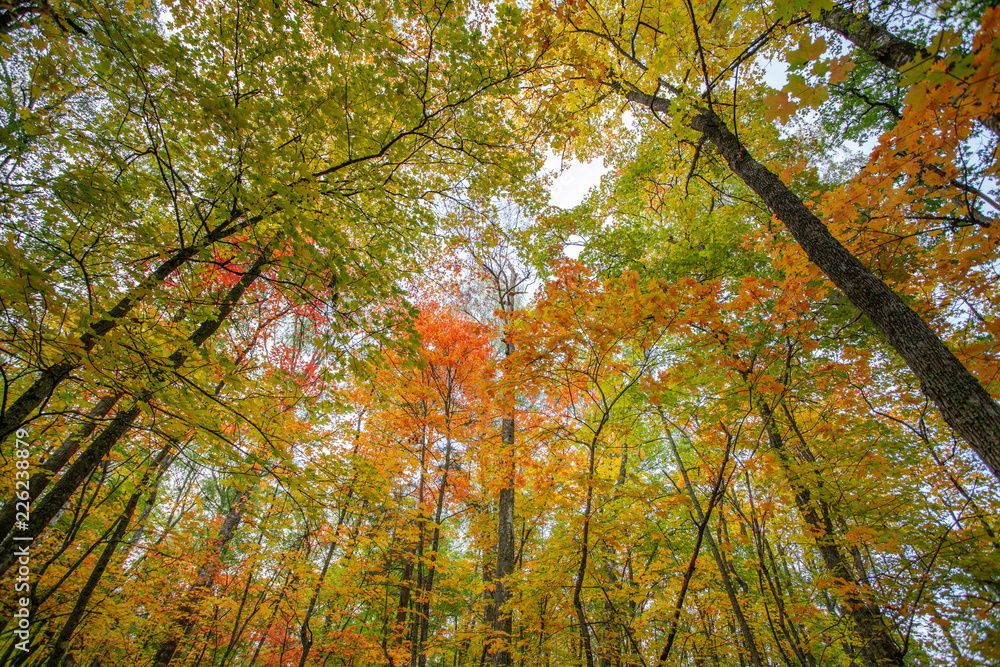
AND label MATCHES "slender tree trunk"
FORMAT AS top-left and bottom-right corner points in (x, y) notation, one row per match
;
(416, 434), (453, 667)
(0, 394), (119, 542)
(296, 531), (342, 667)
(408, 426), (429, 667)
(572, 506), (595, 667)
(573, 421), (610, 667)
(297, 422), (365, 667)
(654, 421), (733, 665)
(0, 238), (278, 577)
(125, 442), (179, 552)
(664, 429), (765, 667)
(741, 470), (818, 667)
(45, 442), (172, 666)
(598, 439), (634, 667)
(151, 484), (257, 667)
(759, 402), (904, 667)
(396, 547), (416, 649)
(0, 212), (263, 445)
(480, 523), (496, 667)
